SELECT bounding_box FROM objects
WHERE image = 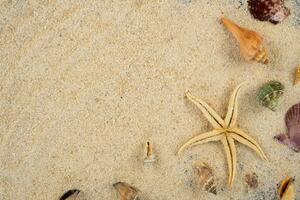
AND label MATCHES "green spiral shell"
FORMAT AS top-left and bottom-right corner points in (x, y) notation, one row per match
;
(257, 80), (284, 111)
